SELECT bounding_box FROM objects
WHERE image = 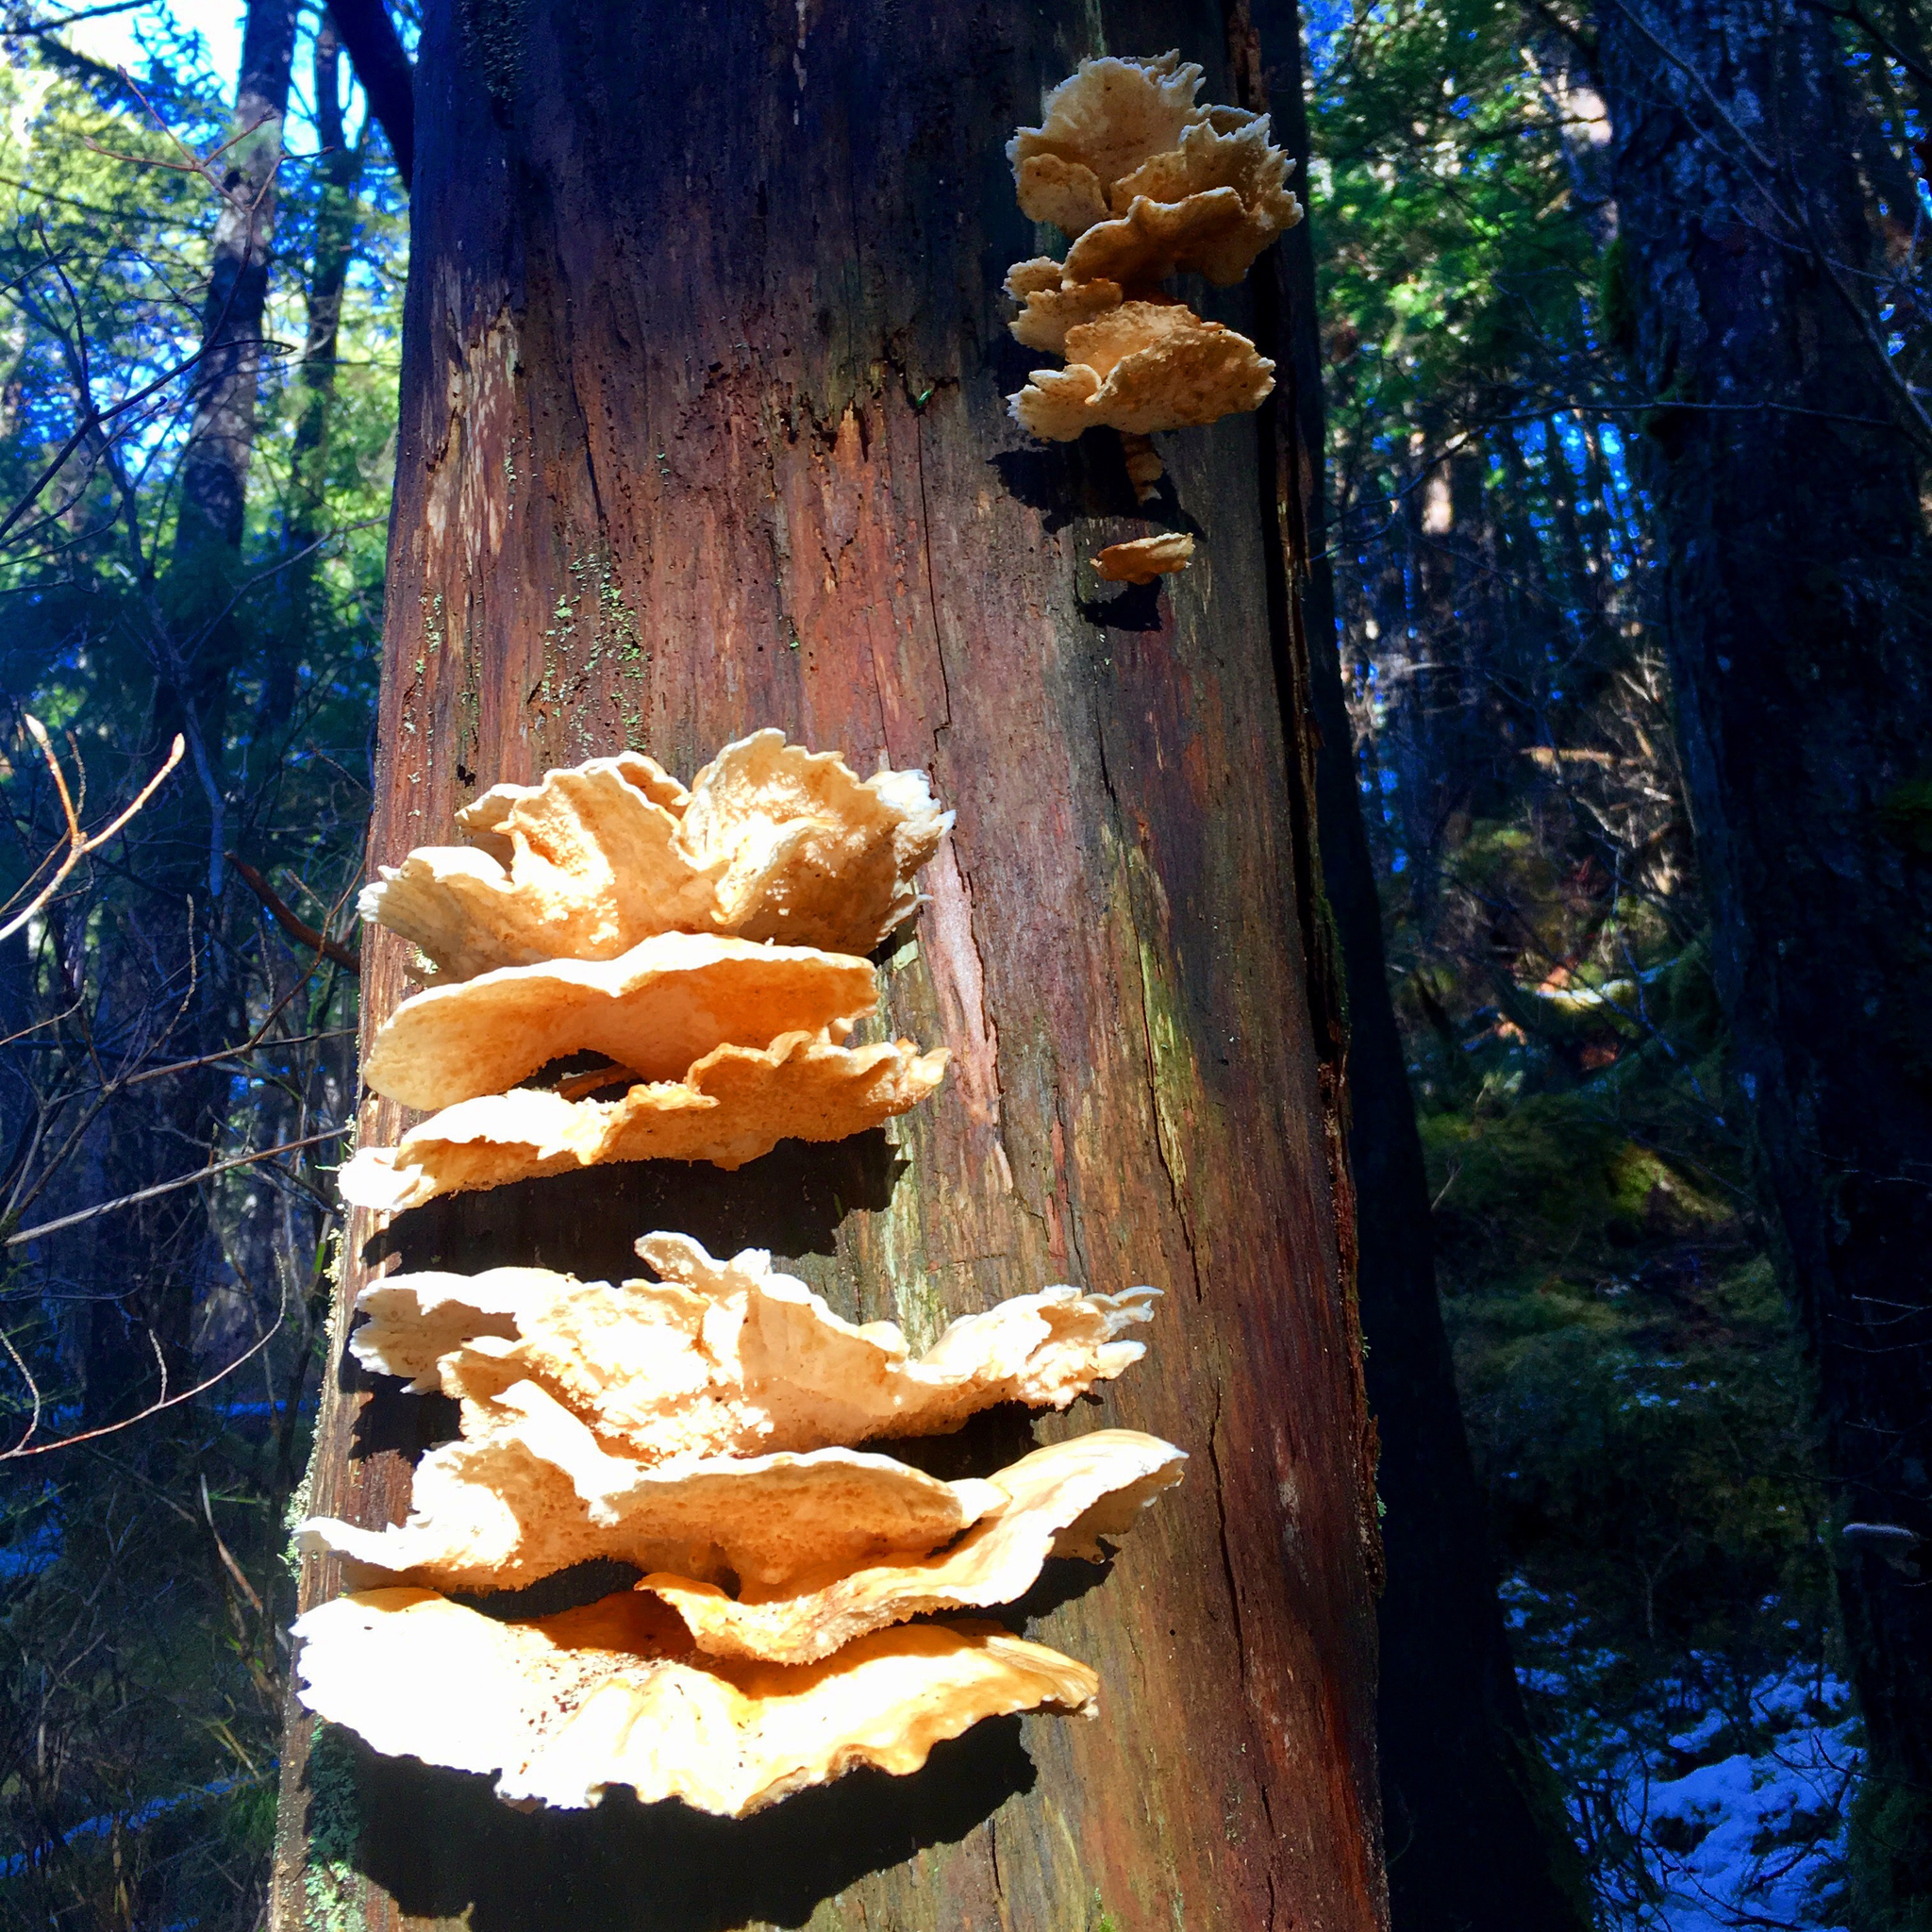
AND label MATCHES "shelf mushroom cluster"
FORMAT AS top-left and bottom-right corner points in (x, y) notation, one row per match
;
(1004, 51), (1304, 573)
(295, 734), (1186, 1817)
(337, 734), (954, 1211)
